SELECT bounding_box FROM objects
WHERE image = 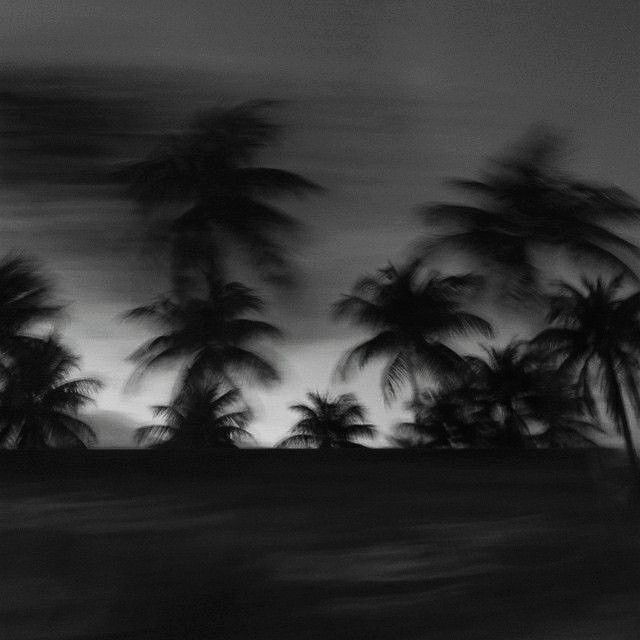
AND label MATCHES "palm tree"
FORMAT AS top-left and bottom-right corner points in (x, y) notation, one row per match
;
(532, 275), (640, 476)
(420, 127), (640, 299)
(394, 386), (480, 449)
(116, 101), (321, 295)
(0, 336), (101, 449)
(125, 279), (282, 390)
(135, 375), (254, 448)
(0, 255), (60, 346)
(334, 261), (493, 409)
(277, 392), (376, 448)
(462, 342), (593, 448)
